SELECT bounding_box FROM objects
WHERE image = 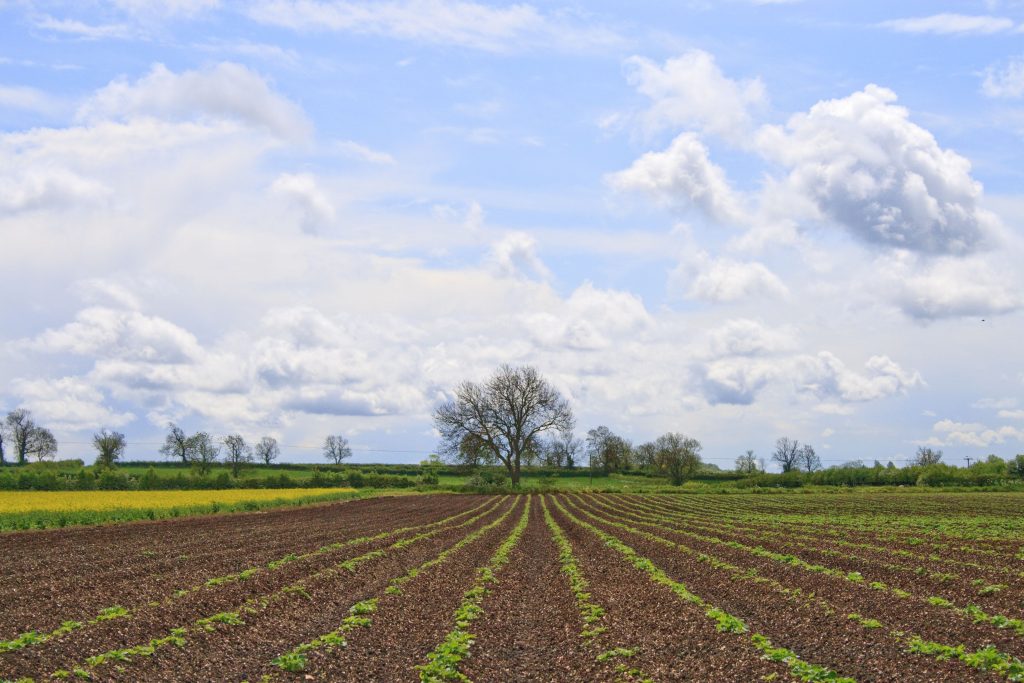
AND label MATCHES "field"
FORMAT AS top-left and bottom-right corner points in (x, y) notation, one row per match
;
(1, 492), (1023, 682)
(0, 489), (362, 530)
